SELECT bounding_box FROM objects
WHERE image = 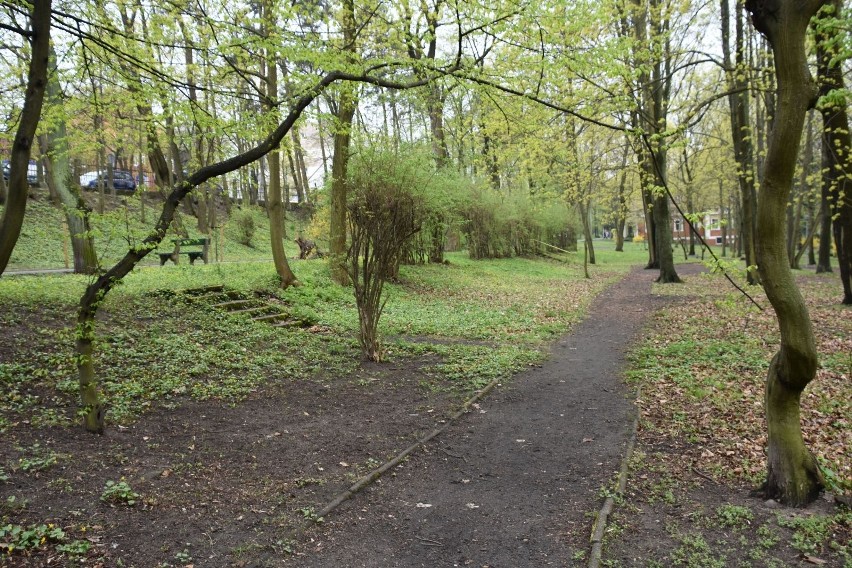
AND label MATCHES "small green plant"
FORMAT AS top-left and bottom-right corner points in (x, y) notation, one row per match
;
(716, 504), (754, 528)
(0, 466), (8, 482)
(298, 506), (324, 523)
(294, 477), (324, 488)
(669, 533), (726, 568)
(274, 538), (296, 554)
(817, 457), (851, 494)
(0, 522), (66, 554)
(100, 479), (141, 506)
(17, 444), (61, 472)
(173, 548), (192, 564)
(56, 539), (91, 556)
(756, 523), (780, 549)
(777, 512), (838, 555)
(2, 495), (28, 512)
